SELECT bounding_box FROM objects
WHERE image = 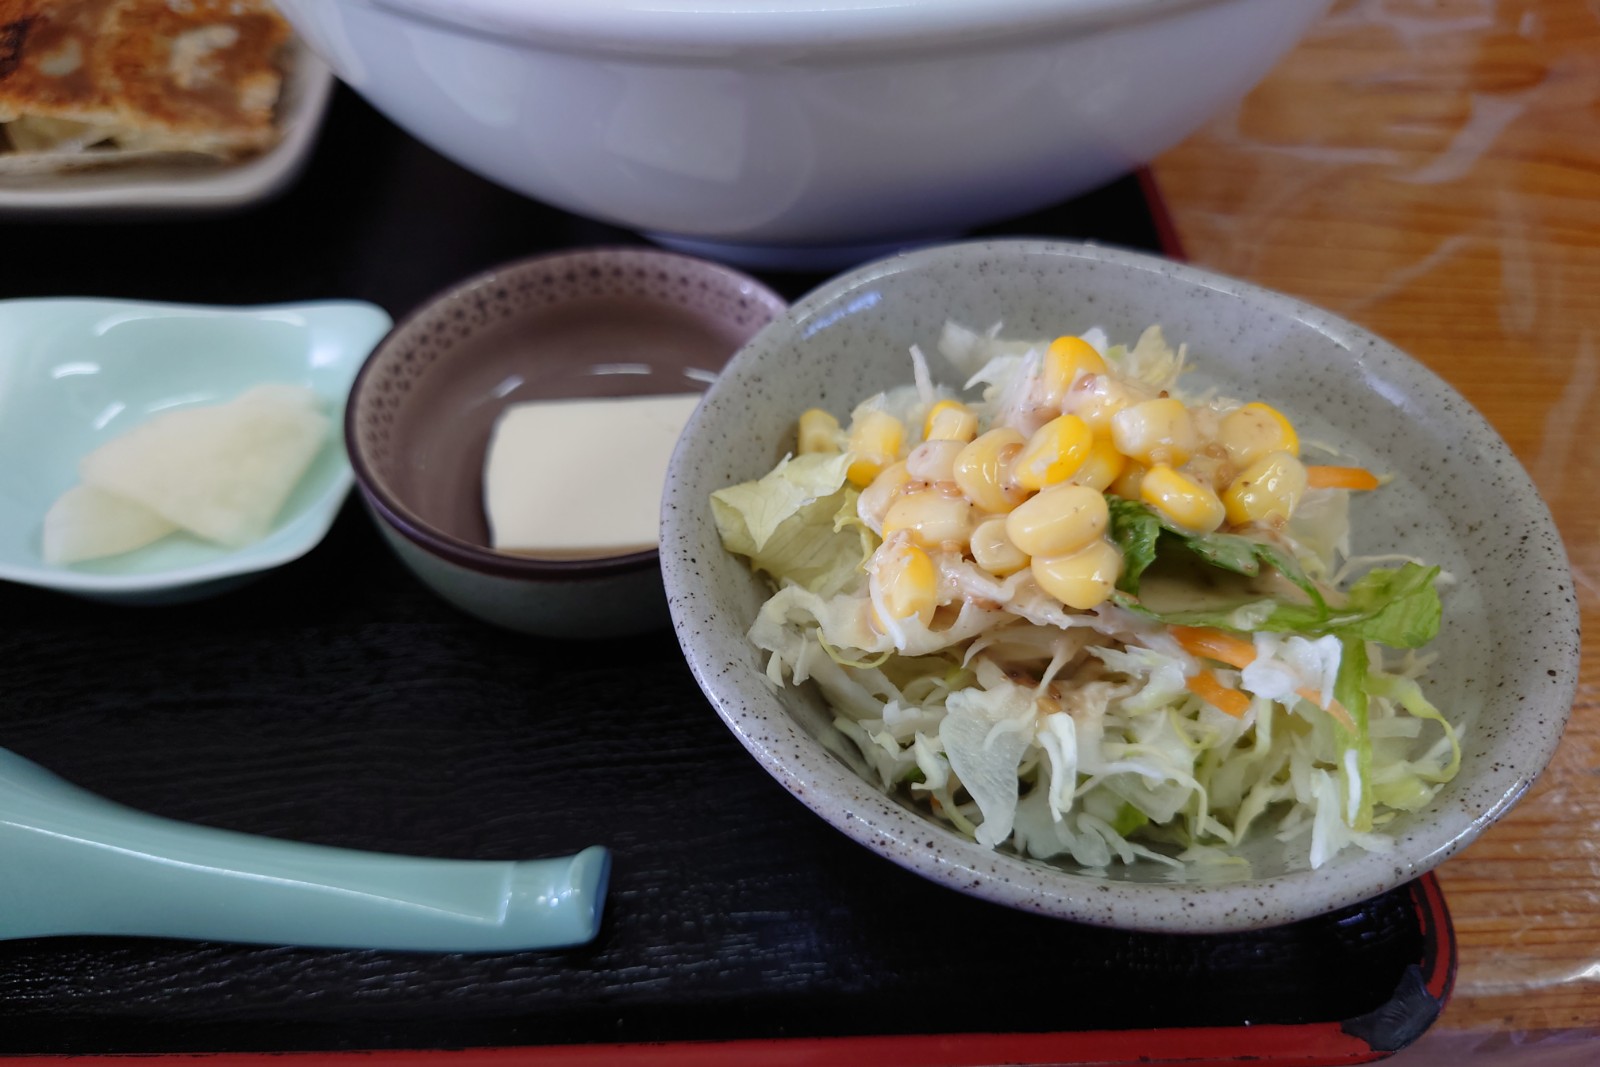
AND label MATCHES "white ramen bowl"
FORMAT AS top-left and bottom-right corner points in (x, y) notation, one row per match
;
(273, 0), (1330, 268)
